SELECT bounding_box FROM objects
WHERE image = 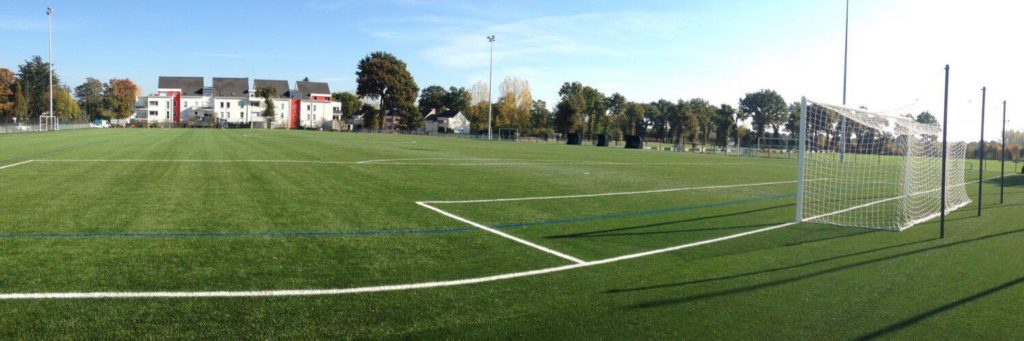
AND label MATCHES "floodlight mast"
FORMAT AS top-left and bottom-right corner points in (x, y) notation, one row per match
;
(487, 35), (495, 140)
(47, 7), (54, 130)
